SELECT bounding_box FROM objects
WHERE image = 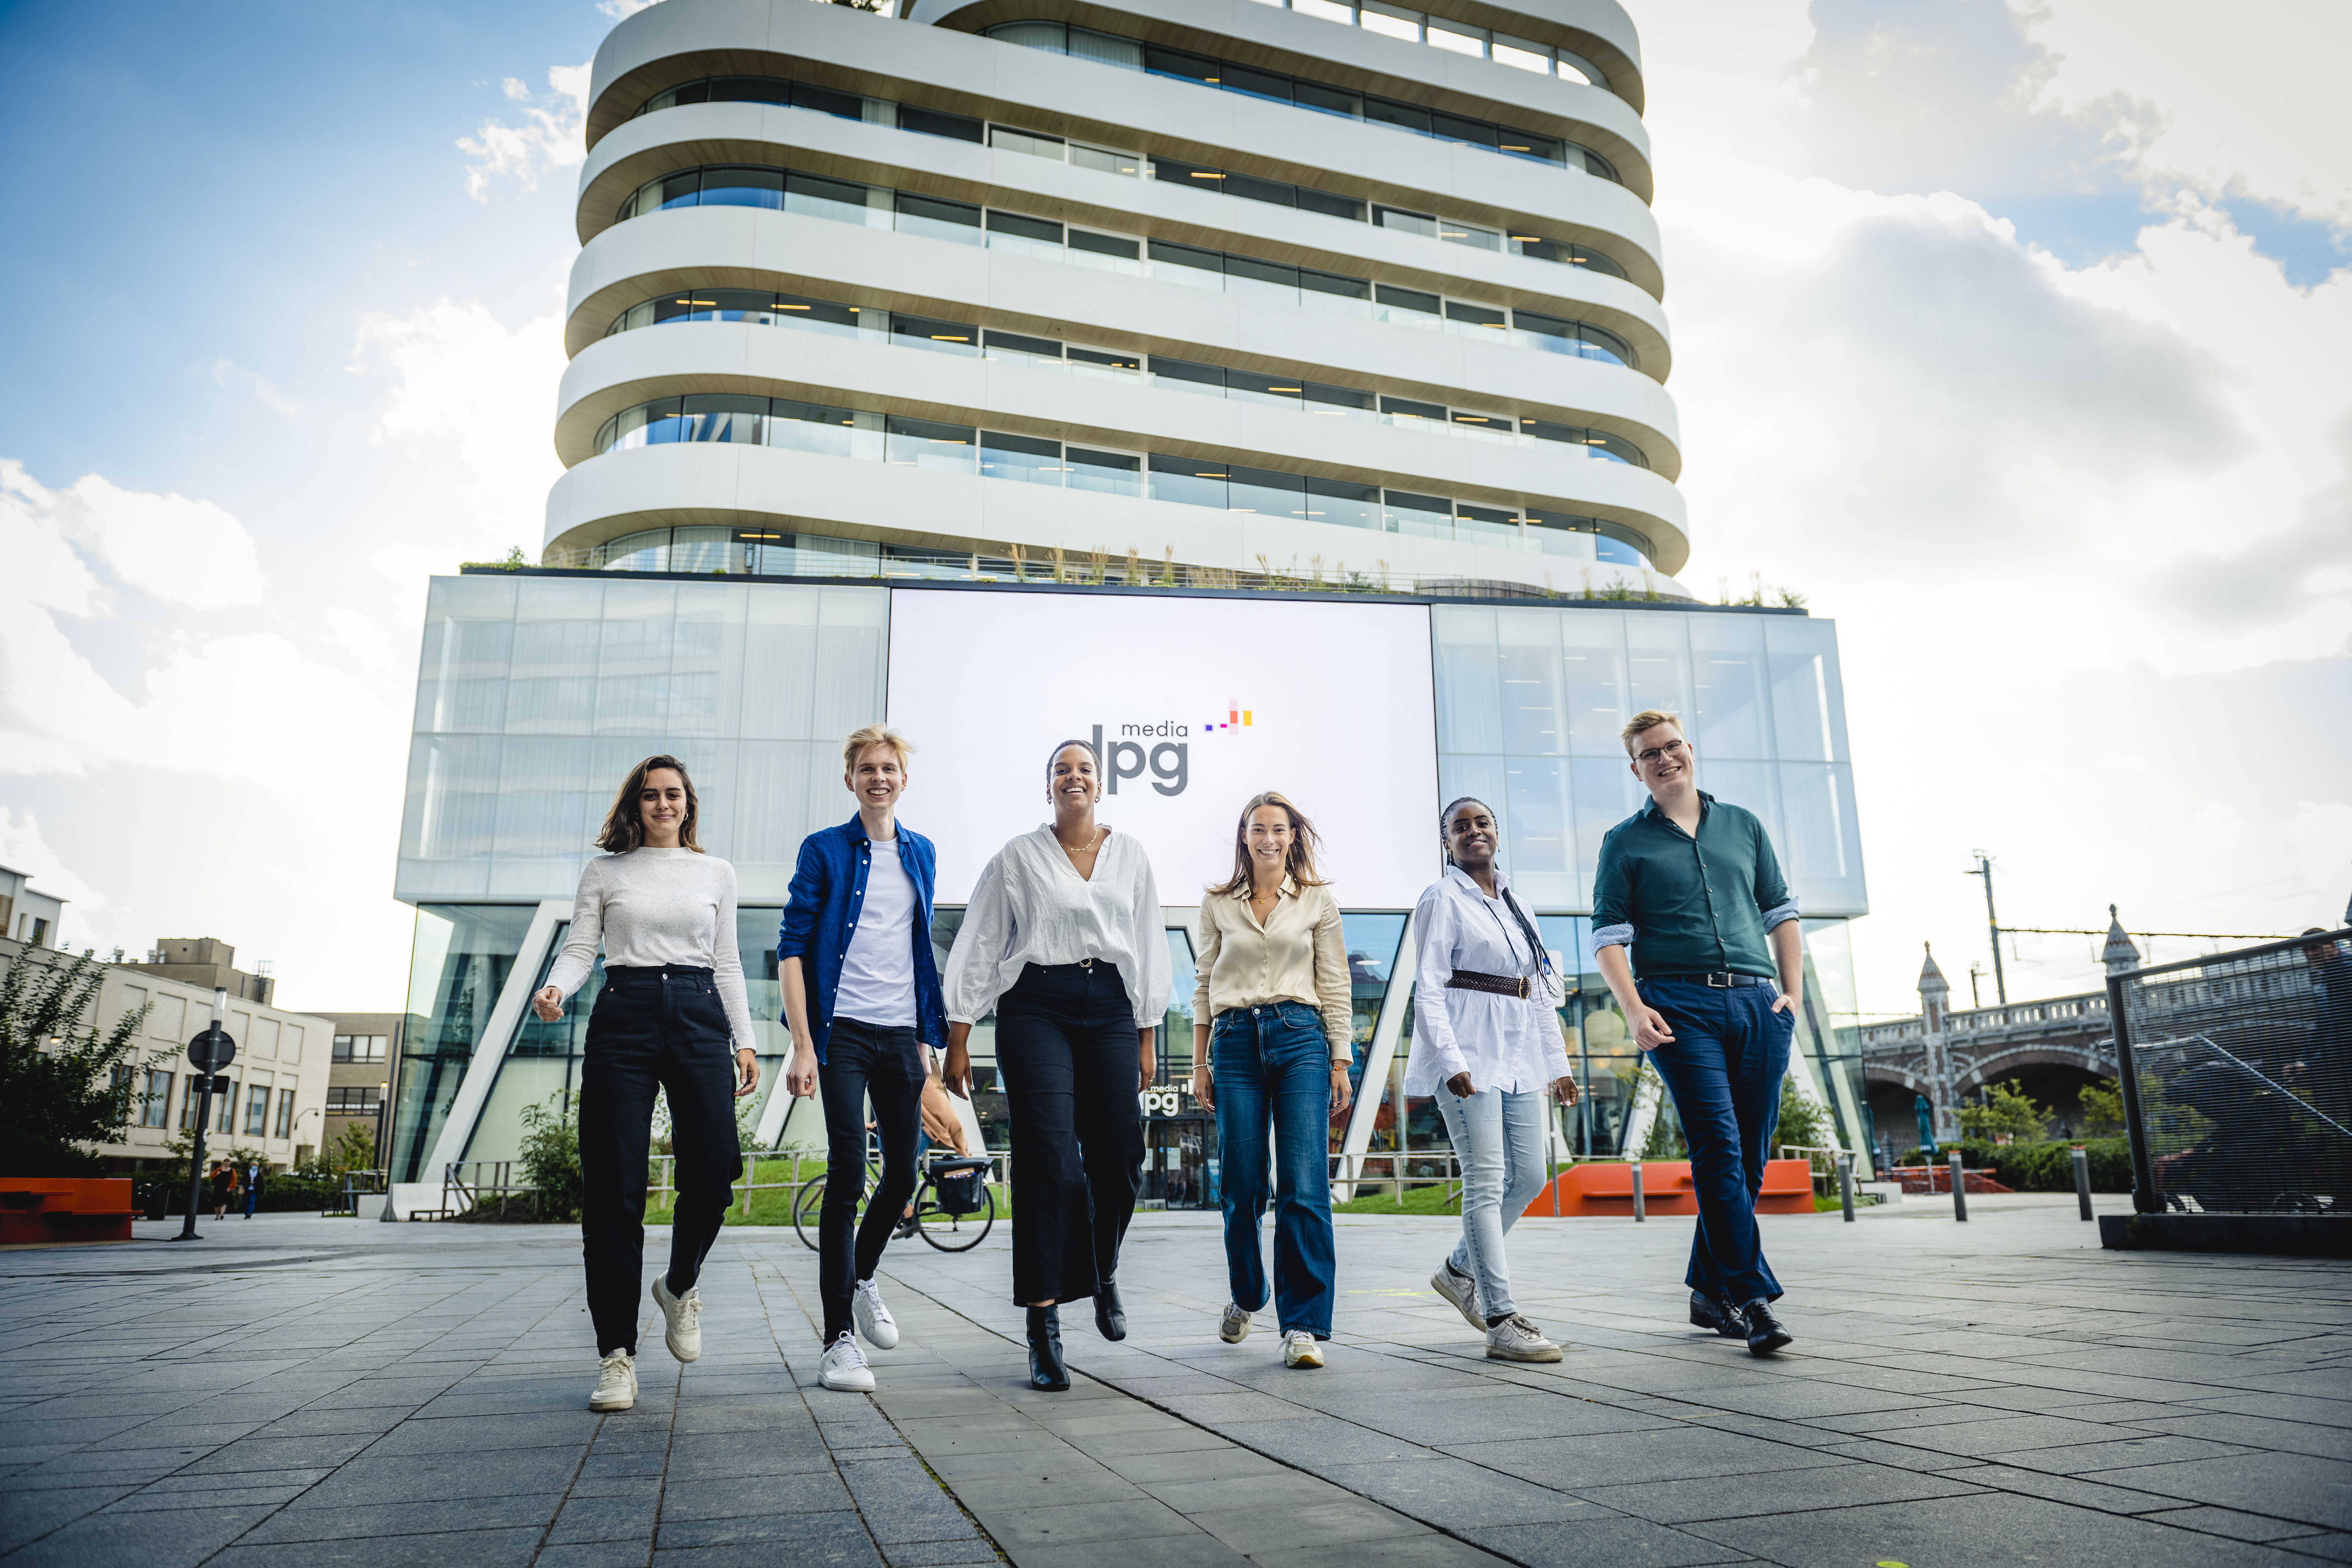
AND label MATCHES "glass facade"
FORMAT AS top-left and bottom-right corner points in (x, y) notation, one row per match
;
(392, 579), (1867, 1188)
